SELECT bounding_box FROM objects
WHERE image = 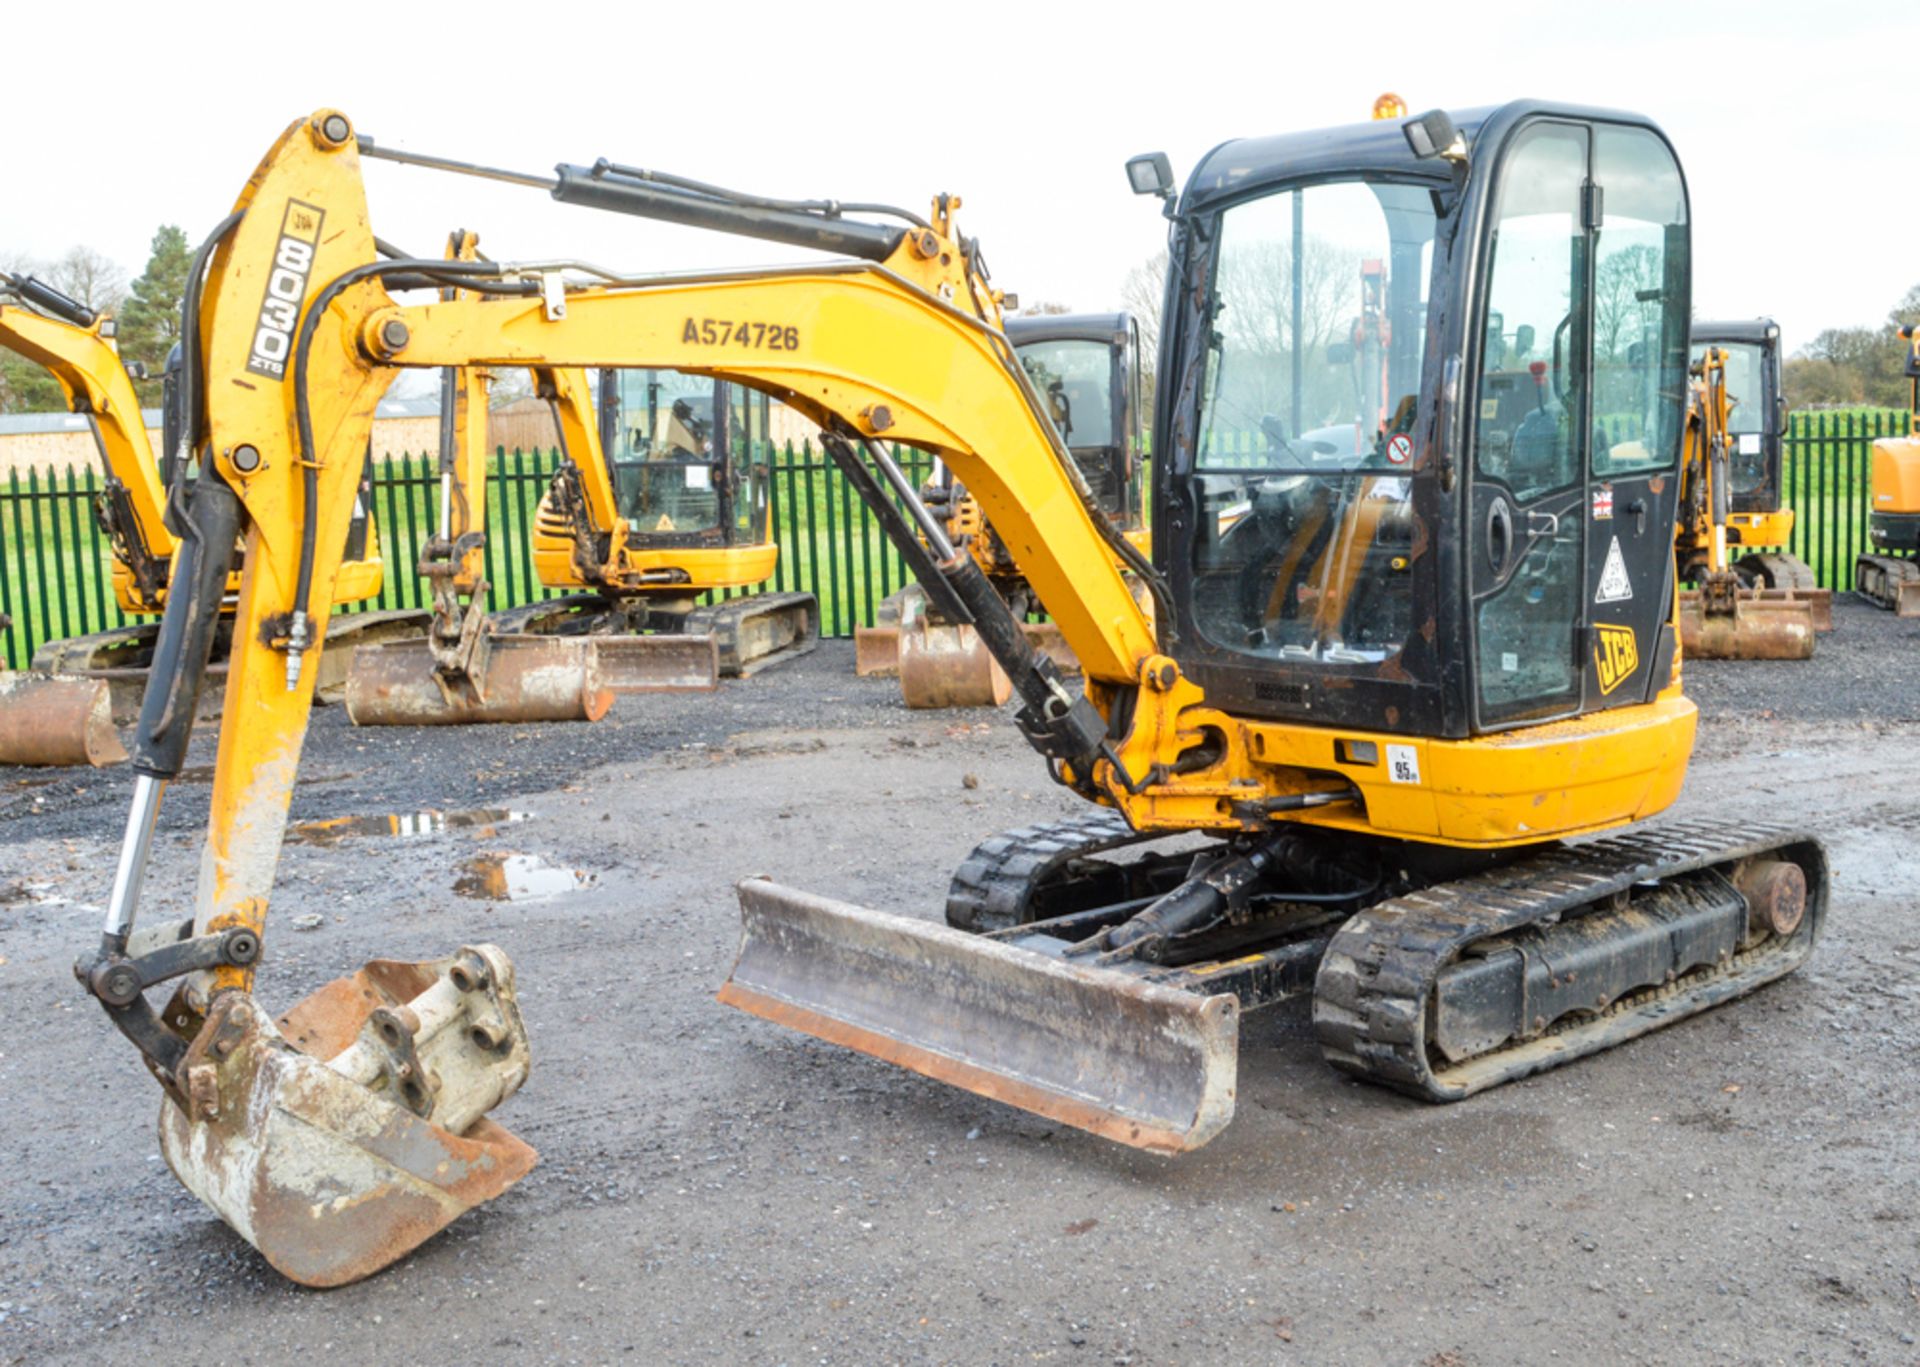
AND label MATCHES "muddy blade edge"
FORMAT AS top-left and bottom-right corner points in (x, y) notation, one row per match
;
(719, 879), (1241, 1153)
